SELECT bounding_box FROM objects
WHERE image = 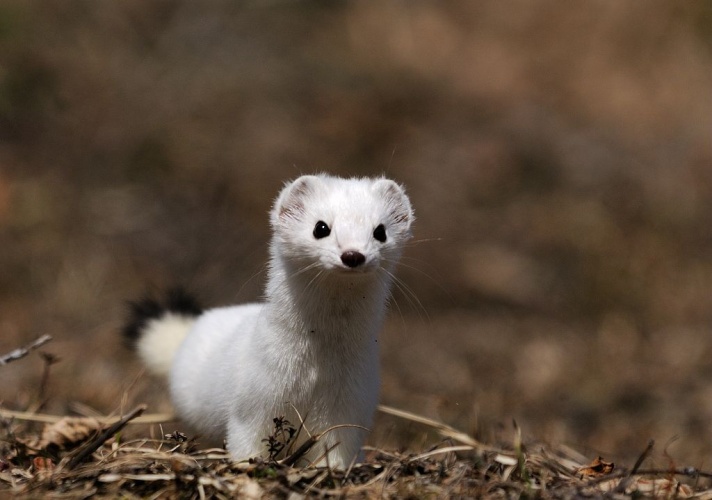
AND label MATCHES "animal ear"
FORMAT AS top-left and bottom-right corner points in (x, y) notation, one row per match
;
(272, 175), (321, 224)
(373, 179), (414, 231)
